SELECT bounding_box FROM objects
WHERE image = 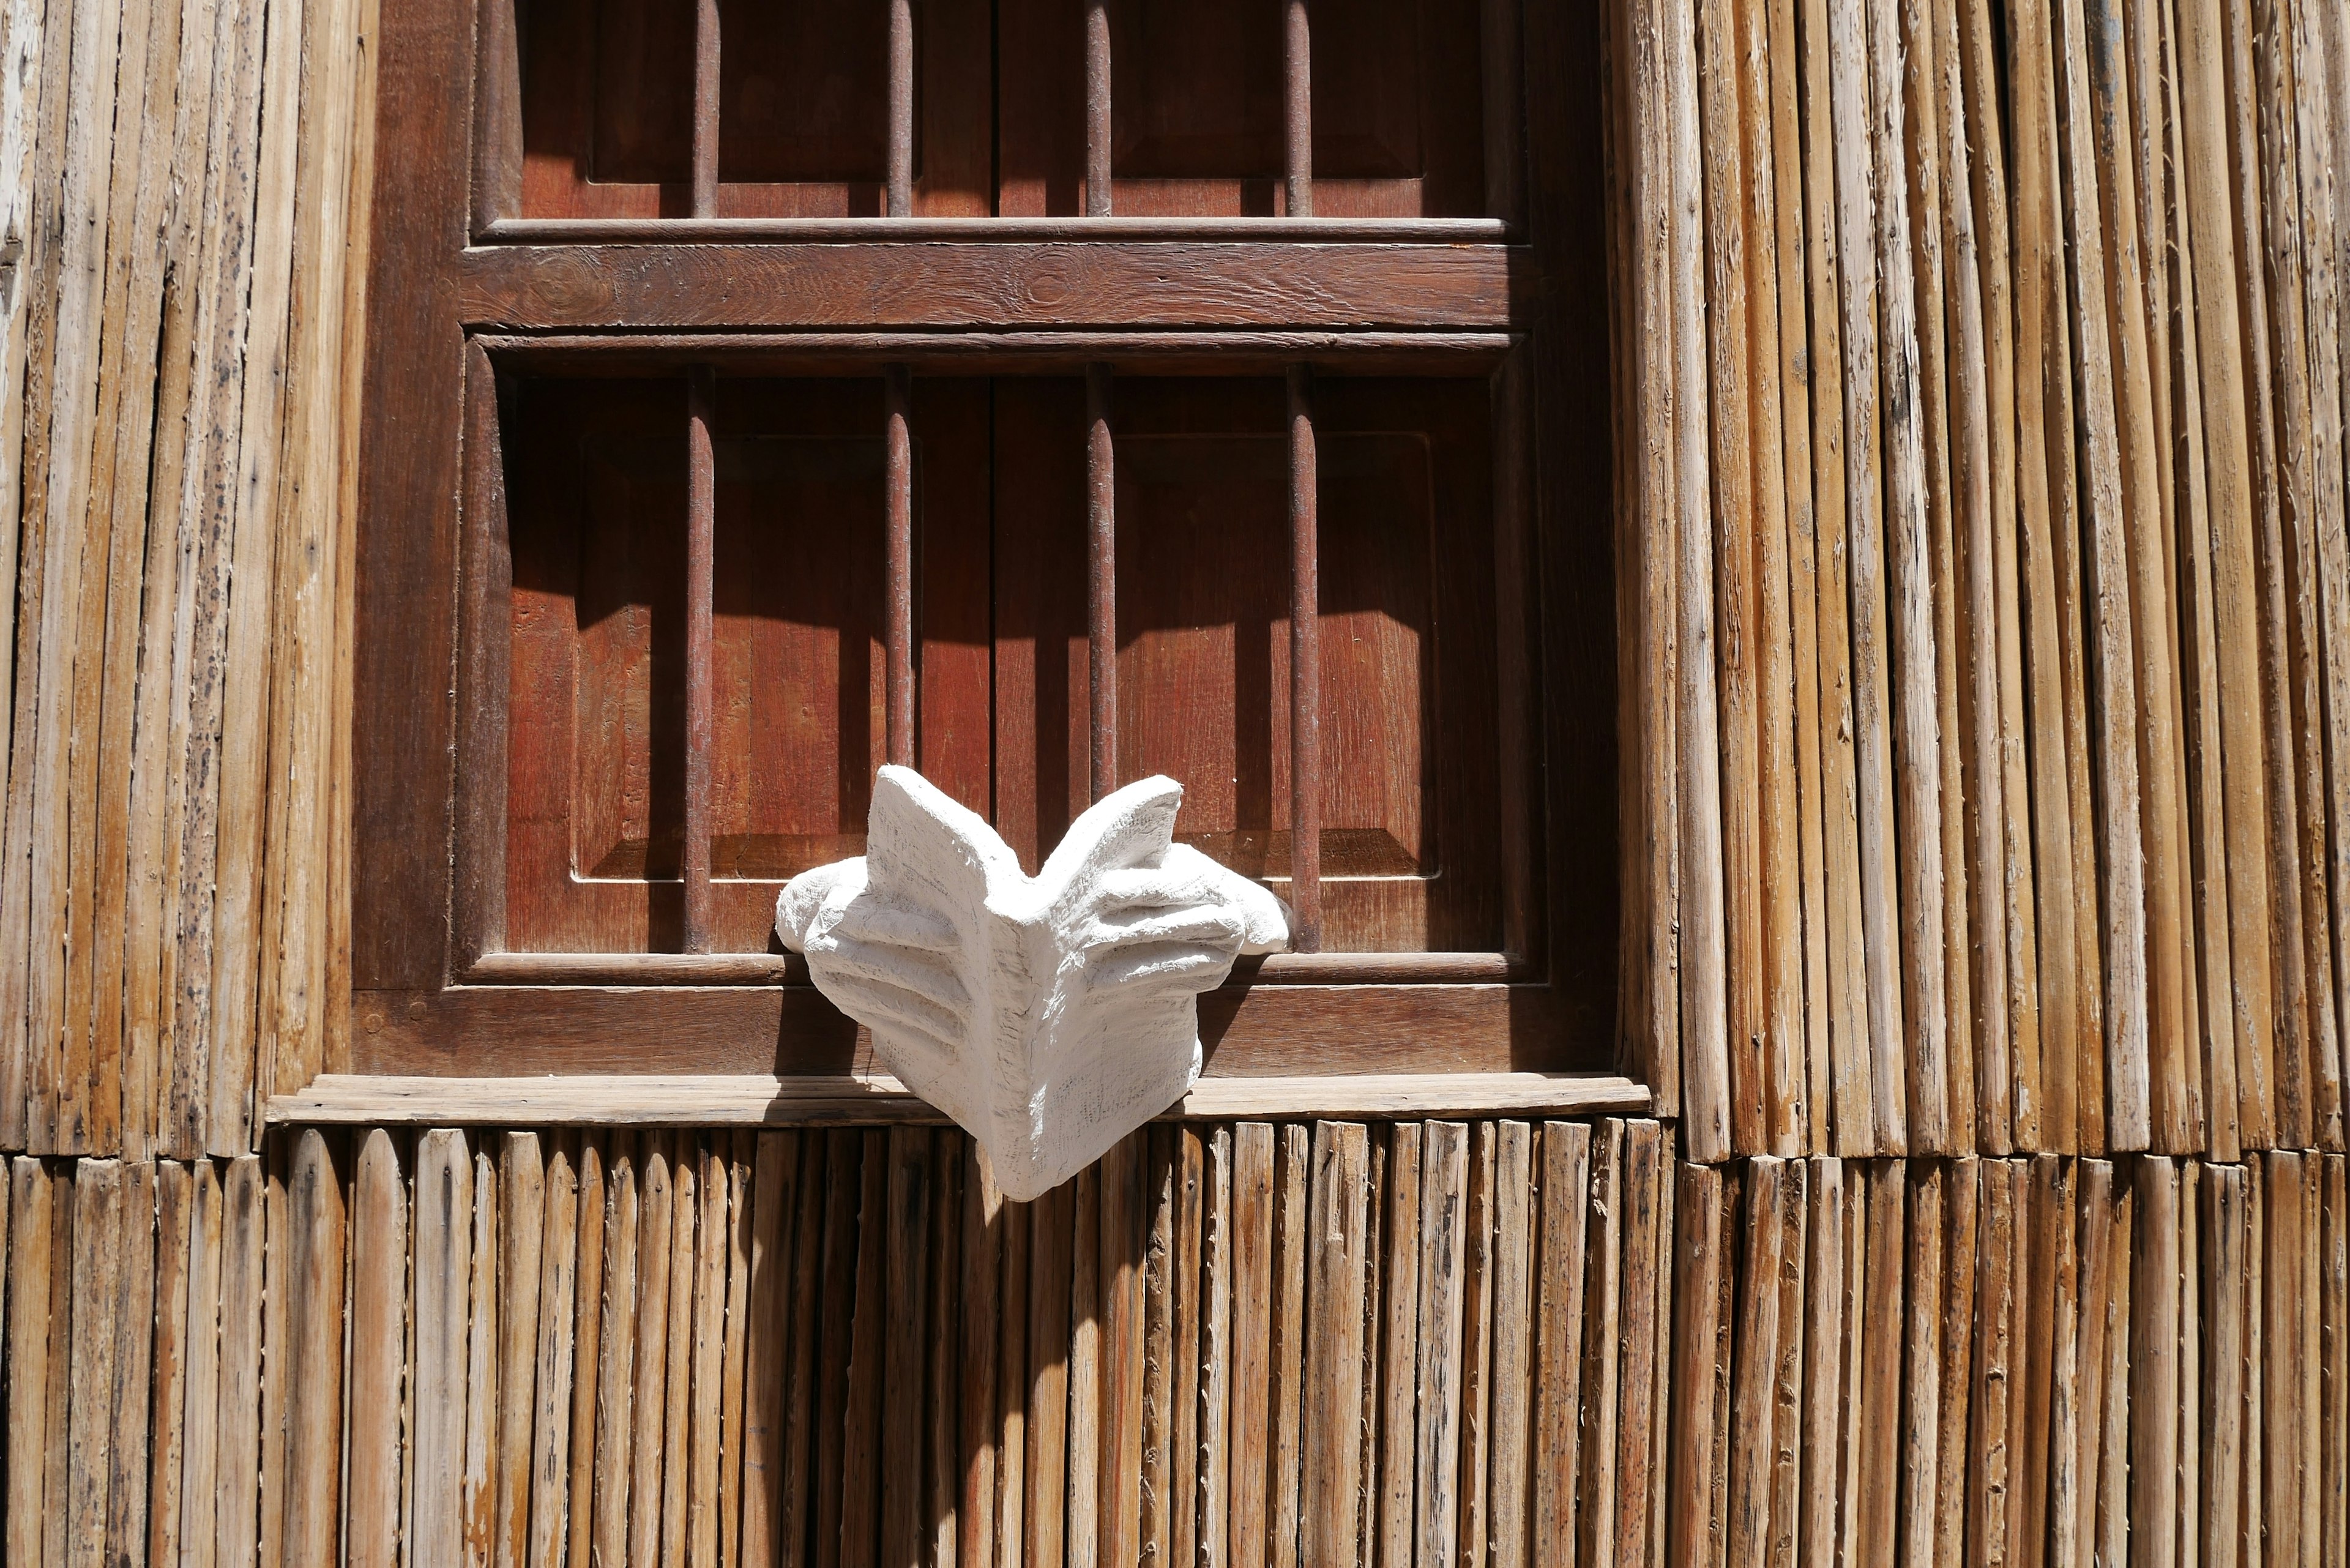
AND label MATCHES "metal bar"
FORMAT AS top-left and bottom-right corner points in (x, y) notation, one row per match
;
(692, 0), (720, 215)
(684, 367), (718, 950)
(885, 365), (916, 766)
(887, 0), (914, 215)
(1087, 362), (1117, 802)
(1286, 364), (1322, 952)
(1284, 0), (1311, 217)
(1085, 0), (1113, 215)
